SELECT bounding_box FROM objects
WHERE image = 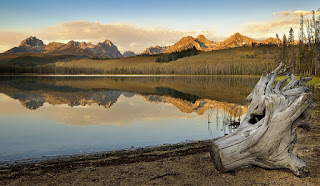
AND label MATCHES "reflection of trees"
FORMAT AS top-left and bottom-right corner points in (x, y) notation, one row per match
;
(153, 87), (200, 103)
(207, 106), (247, 136)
